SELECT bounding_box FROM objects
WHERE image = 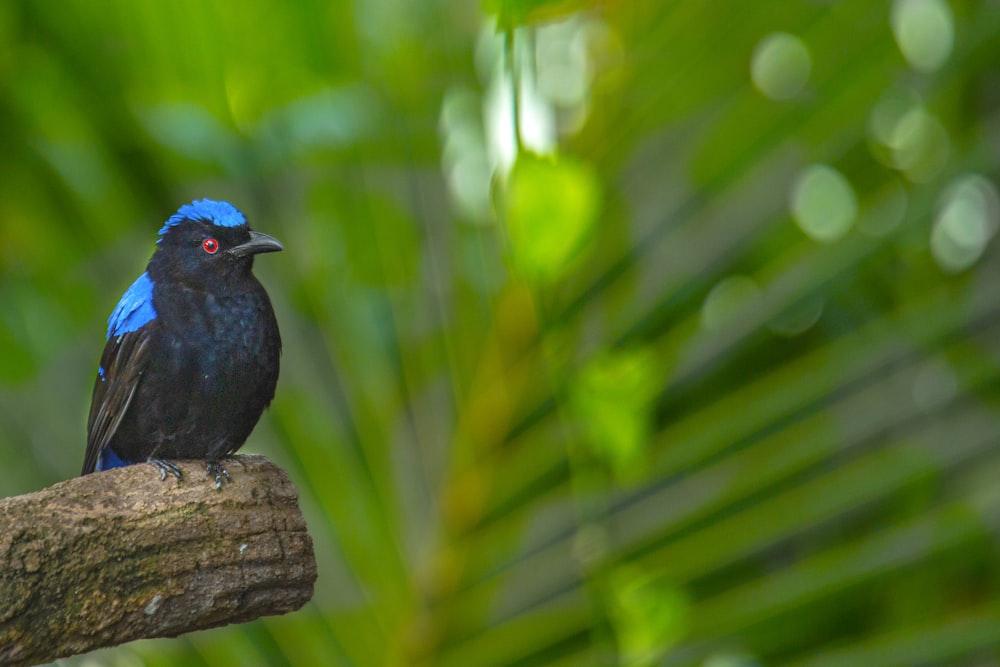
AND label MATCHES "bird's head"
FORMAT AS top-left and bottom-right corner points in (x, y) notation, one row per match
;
(148, 199), (283, 289)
